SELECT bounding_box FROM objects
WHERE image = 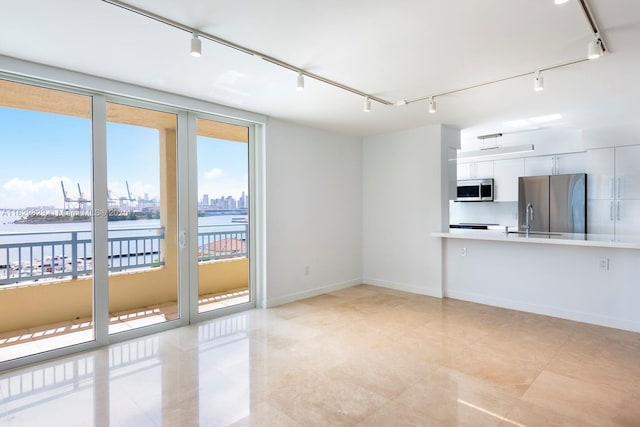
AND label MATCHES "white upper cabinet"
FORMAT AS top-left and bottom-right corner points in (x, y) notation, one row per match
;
(587, 148), (615, 200)
(493, 158), (524, 202)
(457, 160), (493, 180)
(524, 155), (554, 176)
(556, 152), (586, 175)
(524, 152), (586, 176)
(615, 145), (640, 200)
